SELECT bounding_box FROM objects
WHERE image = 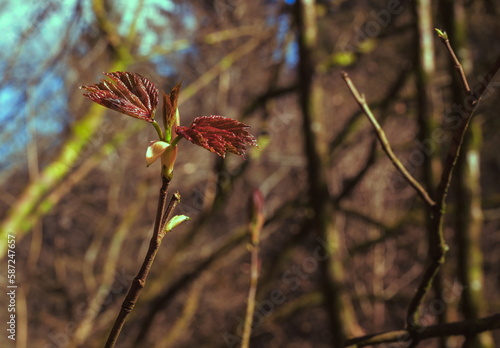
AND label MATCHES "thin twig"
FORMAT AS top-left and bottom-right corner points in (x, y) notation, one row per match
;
(160, 191), (182, 233)
(104, 177), (178, 348)
(436, 29), (471, 94)
(241, 238), (261, 348)
(241, 192), (264, 348)
(133, 228), (248, 344)
(341, 72), (436, 207)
